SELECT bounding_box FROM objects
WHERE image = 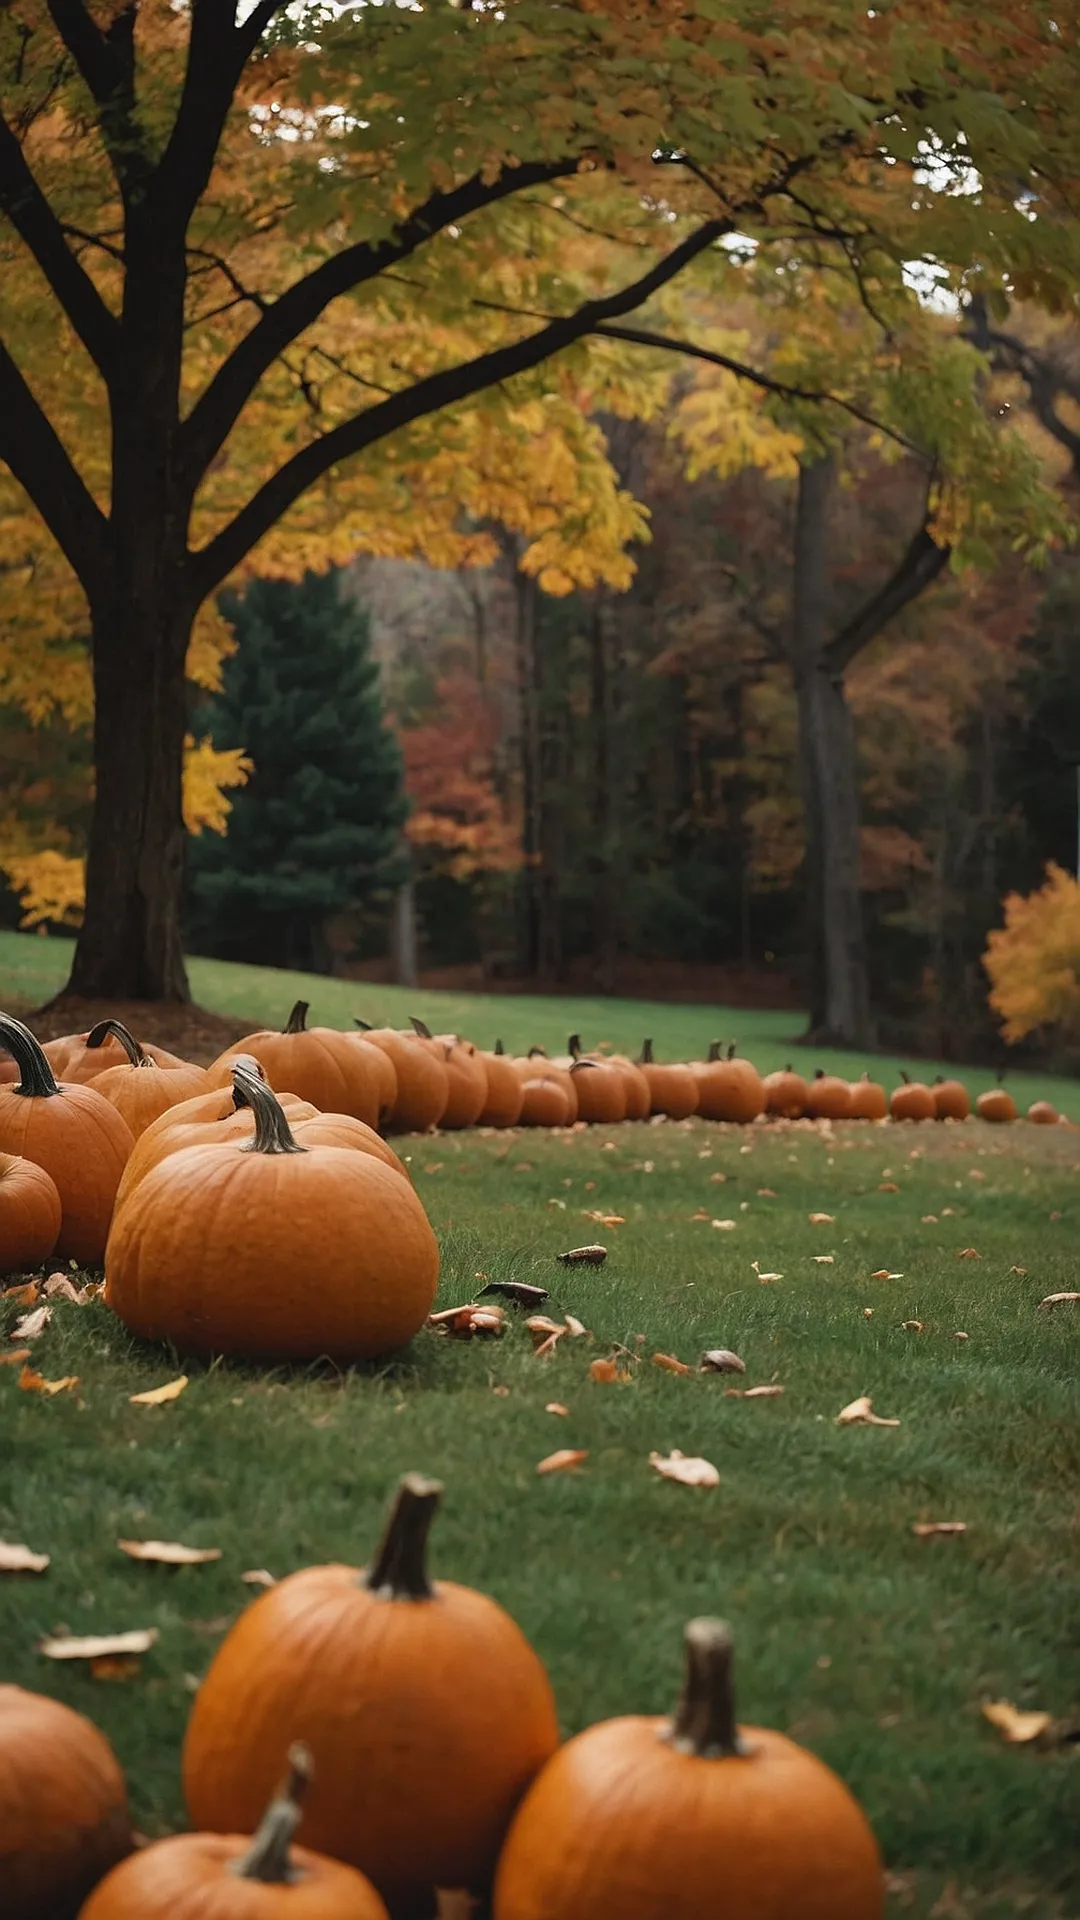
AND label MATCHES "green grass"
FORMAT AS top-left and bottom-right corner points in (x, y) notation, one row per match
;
(2, 1114), (1078, 1917)
(1, 927), (1077, 1114)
